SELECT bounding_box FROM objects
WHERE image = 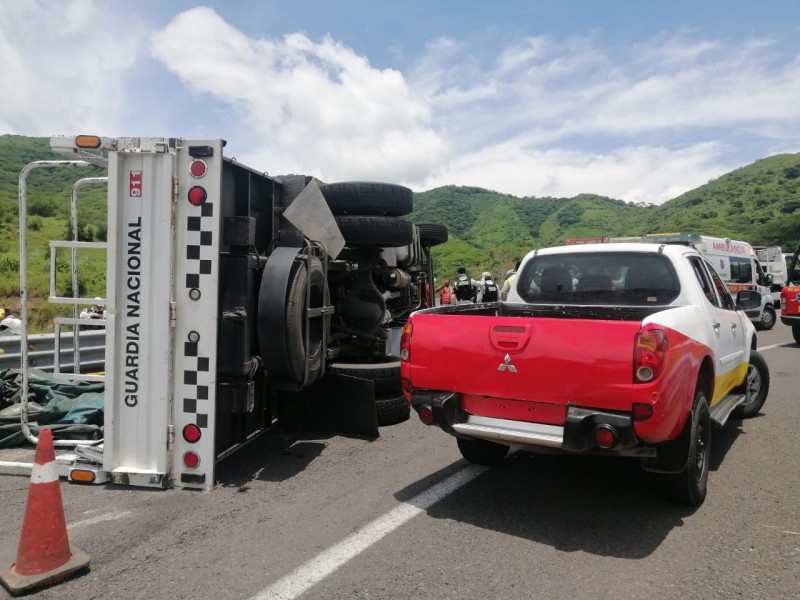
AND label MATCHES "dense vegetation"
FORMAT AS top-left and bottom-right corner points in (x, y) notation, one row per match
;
(2, 135), (800, 329)
(414, 154), (800, 280)
(0, 135), (106, 329)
